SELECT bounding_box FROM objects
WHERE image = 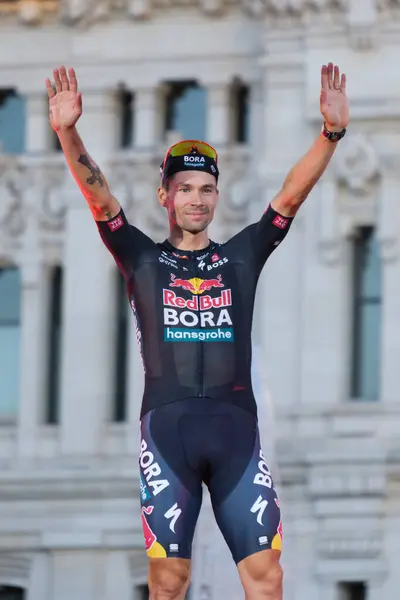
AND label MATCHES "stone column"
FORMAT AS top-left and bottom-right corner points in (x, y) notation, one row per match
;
(255, 60), (306, 415)
(205, 82), (230, 146)
(27, 553), (51, 600)
(17, 207), (50, 458)
(25, 92), (52, 154)
(378, 173), (400, 407)
(298, 179), (350, 408)
(104, 551), (132, 600)
(59, 89), (119, 456)
(133, 87), (159, 149)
